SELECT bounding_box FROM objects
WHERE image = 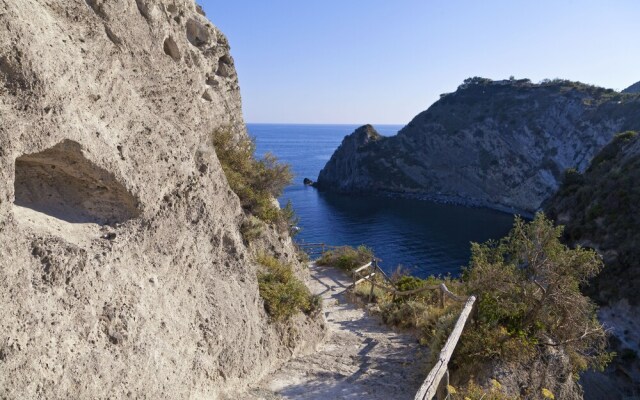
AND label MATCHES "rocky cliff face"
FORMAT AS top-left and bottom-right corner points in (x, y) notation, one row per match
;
(622, 81), (640, 94)
(317, 124), (382, 191)
(316, 78), (640, 214)
(0, 1), (322, 398)
(546, 132), (640, 398)
(546, 131), (640, 307)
